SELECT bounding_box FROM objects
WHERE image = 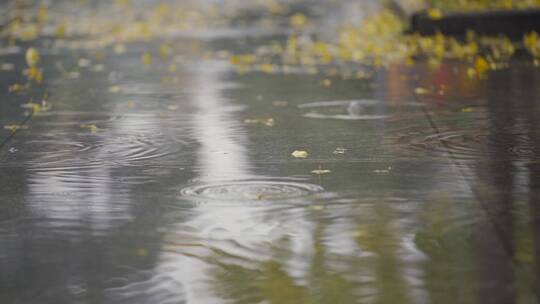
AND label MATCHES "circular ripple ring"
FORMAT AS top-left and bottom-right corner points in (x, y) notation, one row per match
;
(180, 180), (324, 200)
